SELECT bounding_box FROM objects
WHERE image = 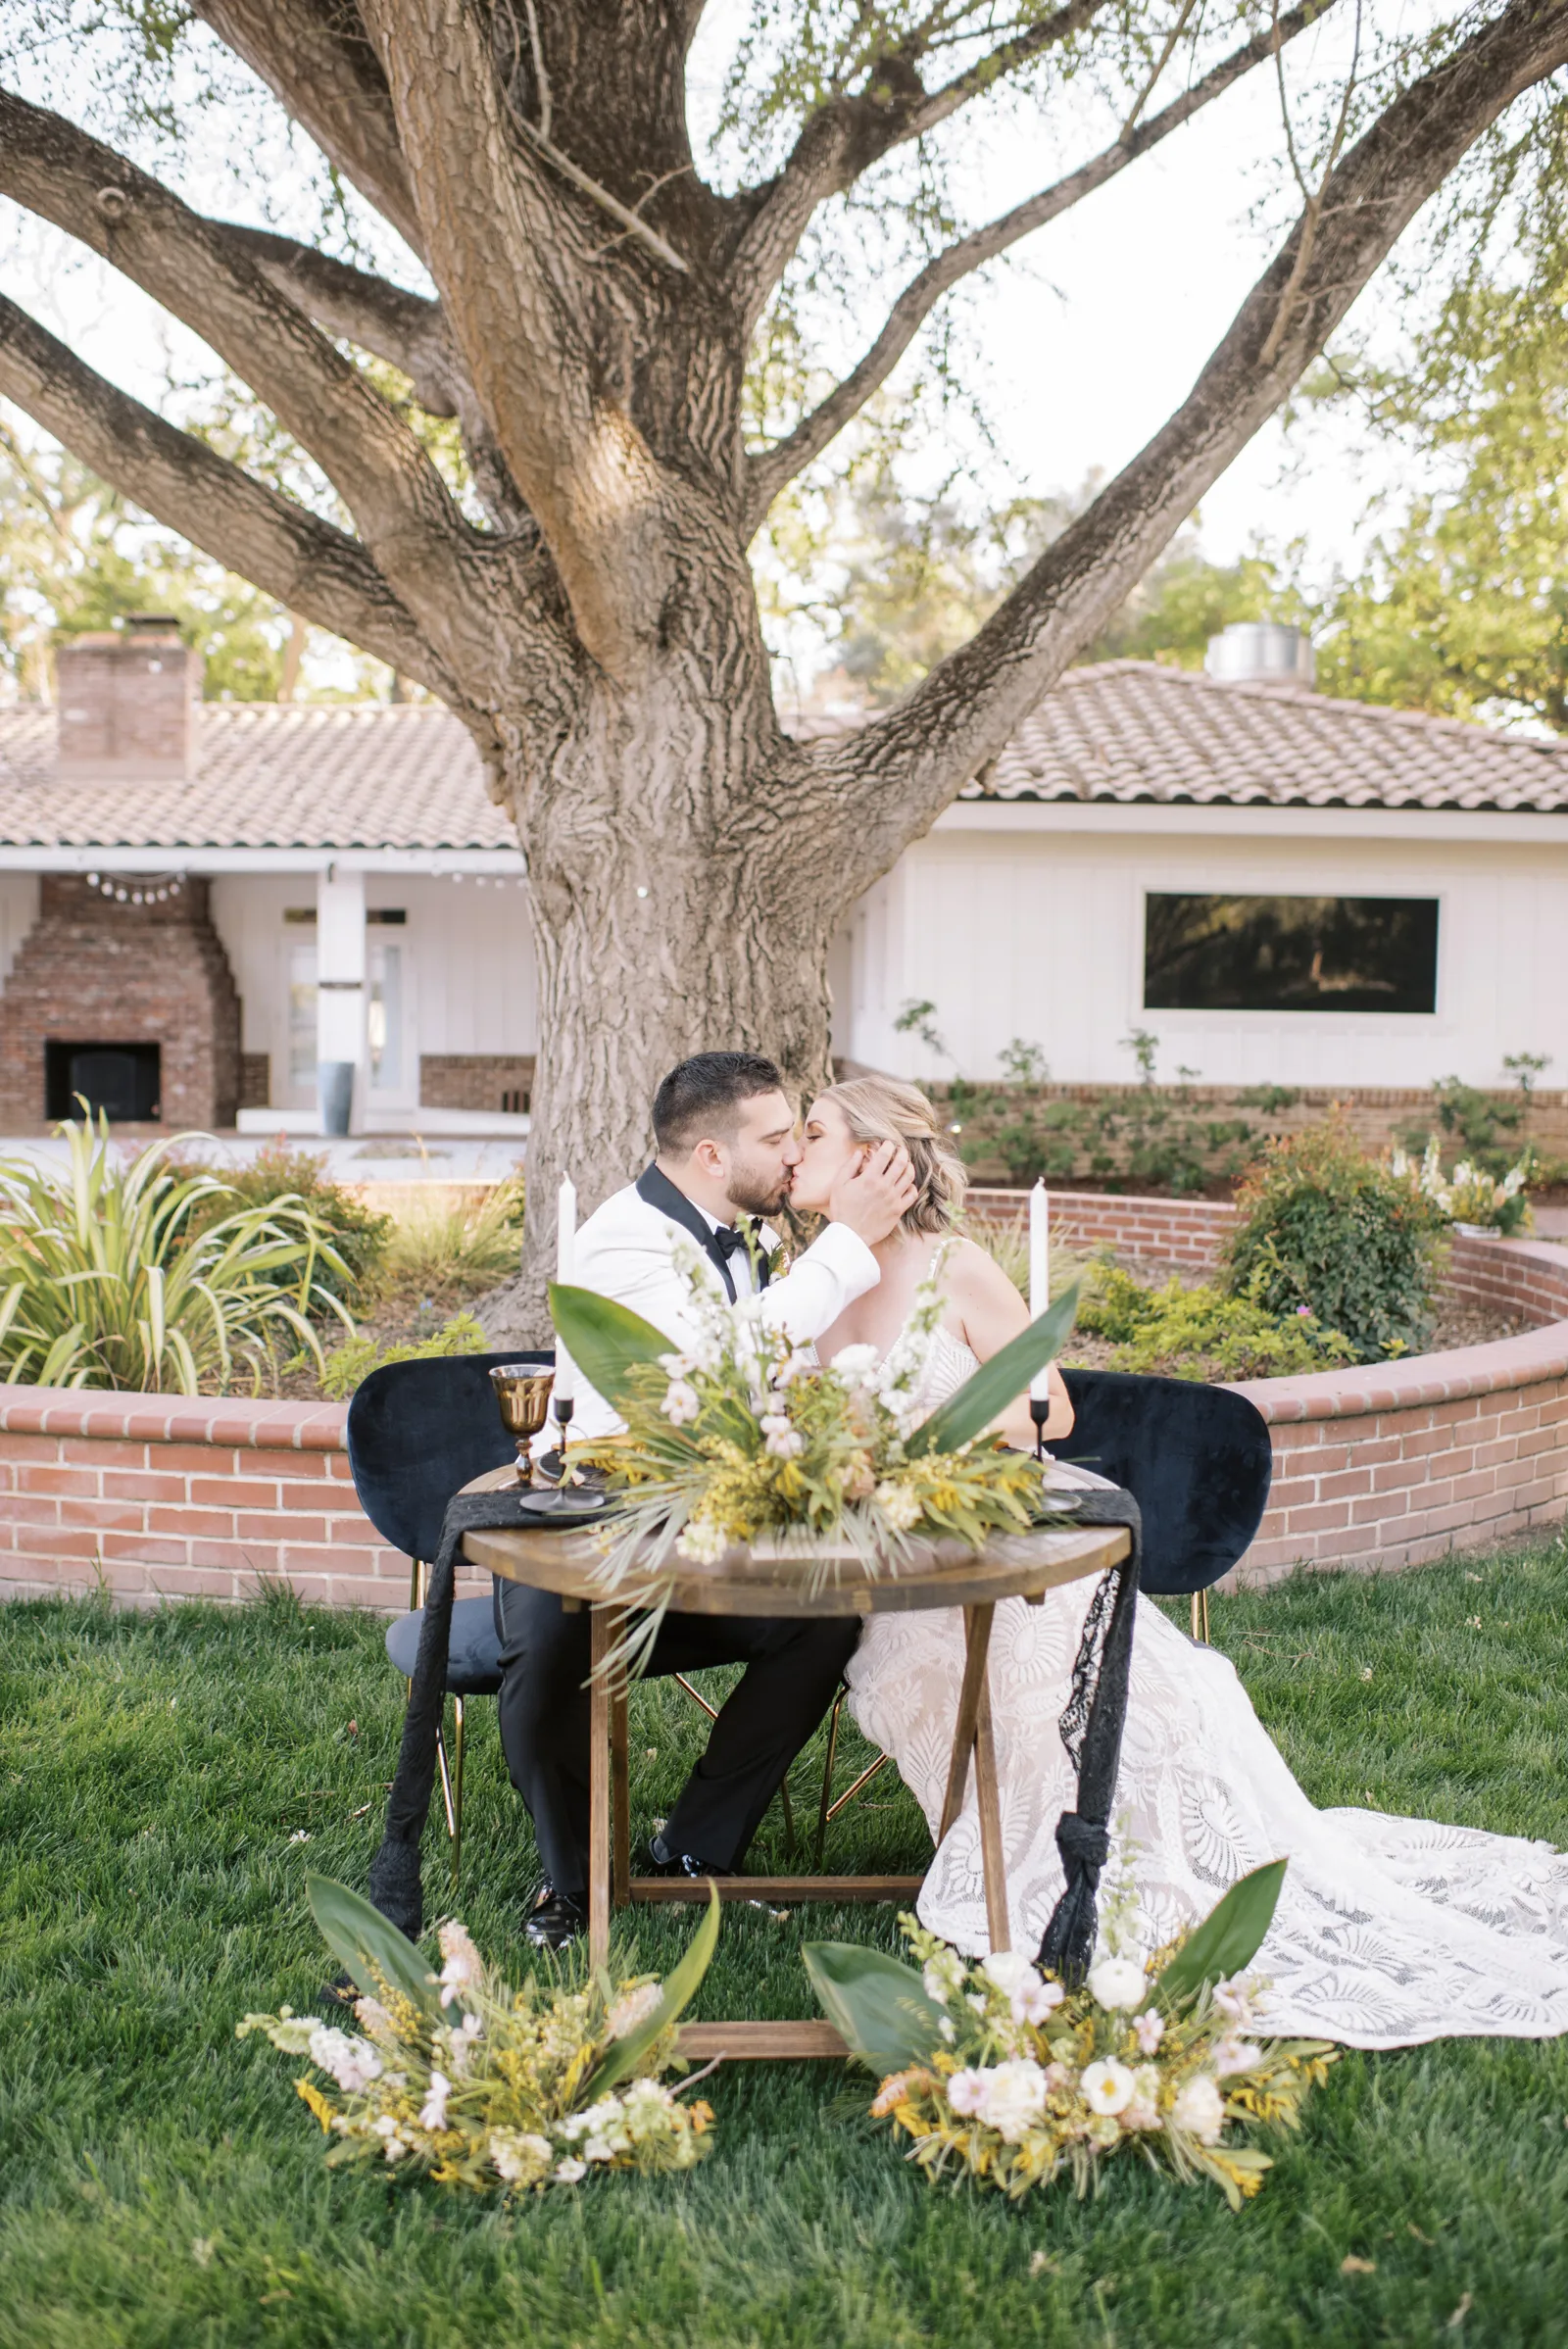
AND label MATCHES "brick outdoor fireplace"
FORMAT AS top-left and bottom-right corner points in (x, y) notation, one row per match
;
(0, 622), (241, 1130)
